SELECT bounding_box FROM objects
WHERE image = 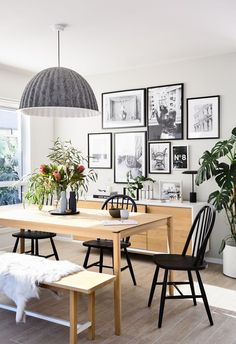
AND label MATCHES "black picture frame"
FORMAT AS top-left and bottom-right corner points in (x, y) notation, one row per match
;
(187, 95), (220, 139)
(114, 131), (146, 183)
(102, 88), (146, 129)
(147, 83), (184, 141)
(172, 145), (189, 170)
(88, 133), (112, 169)
(148, 141), (171, 174)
